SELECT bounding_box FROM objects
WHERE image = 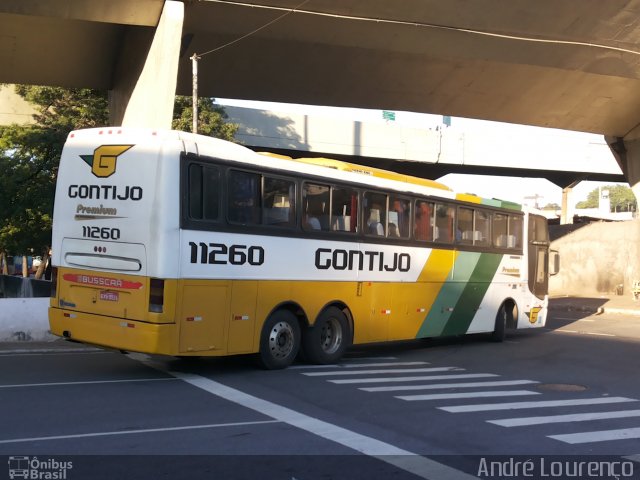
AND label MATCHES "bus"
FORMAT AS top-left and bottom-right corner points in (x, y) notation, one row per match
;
(49, 127), (557, 369)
